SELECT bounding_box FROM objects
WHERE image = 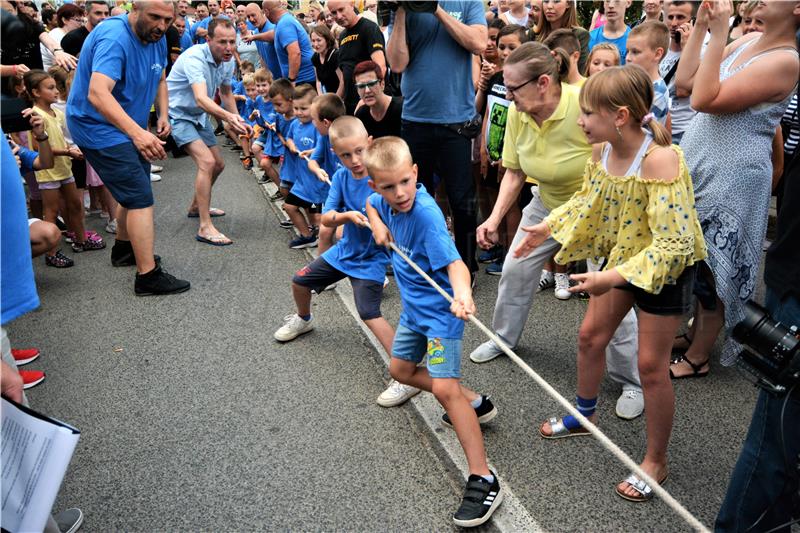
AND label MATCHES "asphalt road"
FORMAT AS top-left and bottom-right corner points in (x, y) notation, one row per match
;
(10, 143), (761, 532)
